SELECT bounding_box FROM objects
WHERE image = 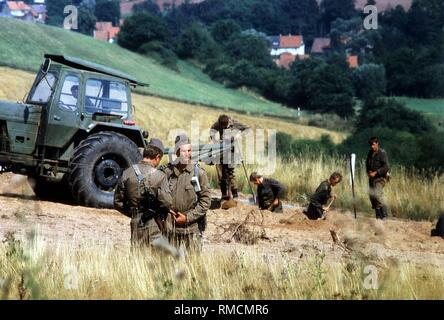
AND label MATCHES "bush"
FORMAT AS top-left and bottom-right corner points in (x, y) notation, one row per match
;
(353, 64), (387, 103)
(117, 12), (171, 52)
(276, 132), (335, 160)
(357, 98), (433, 134)
(139, 41), (178, 70)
